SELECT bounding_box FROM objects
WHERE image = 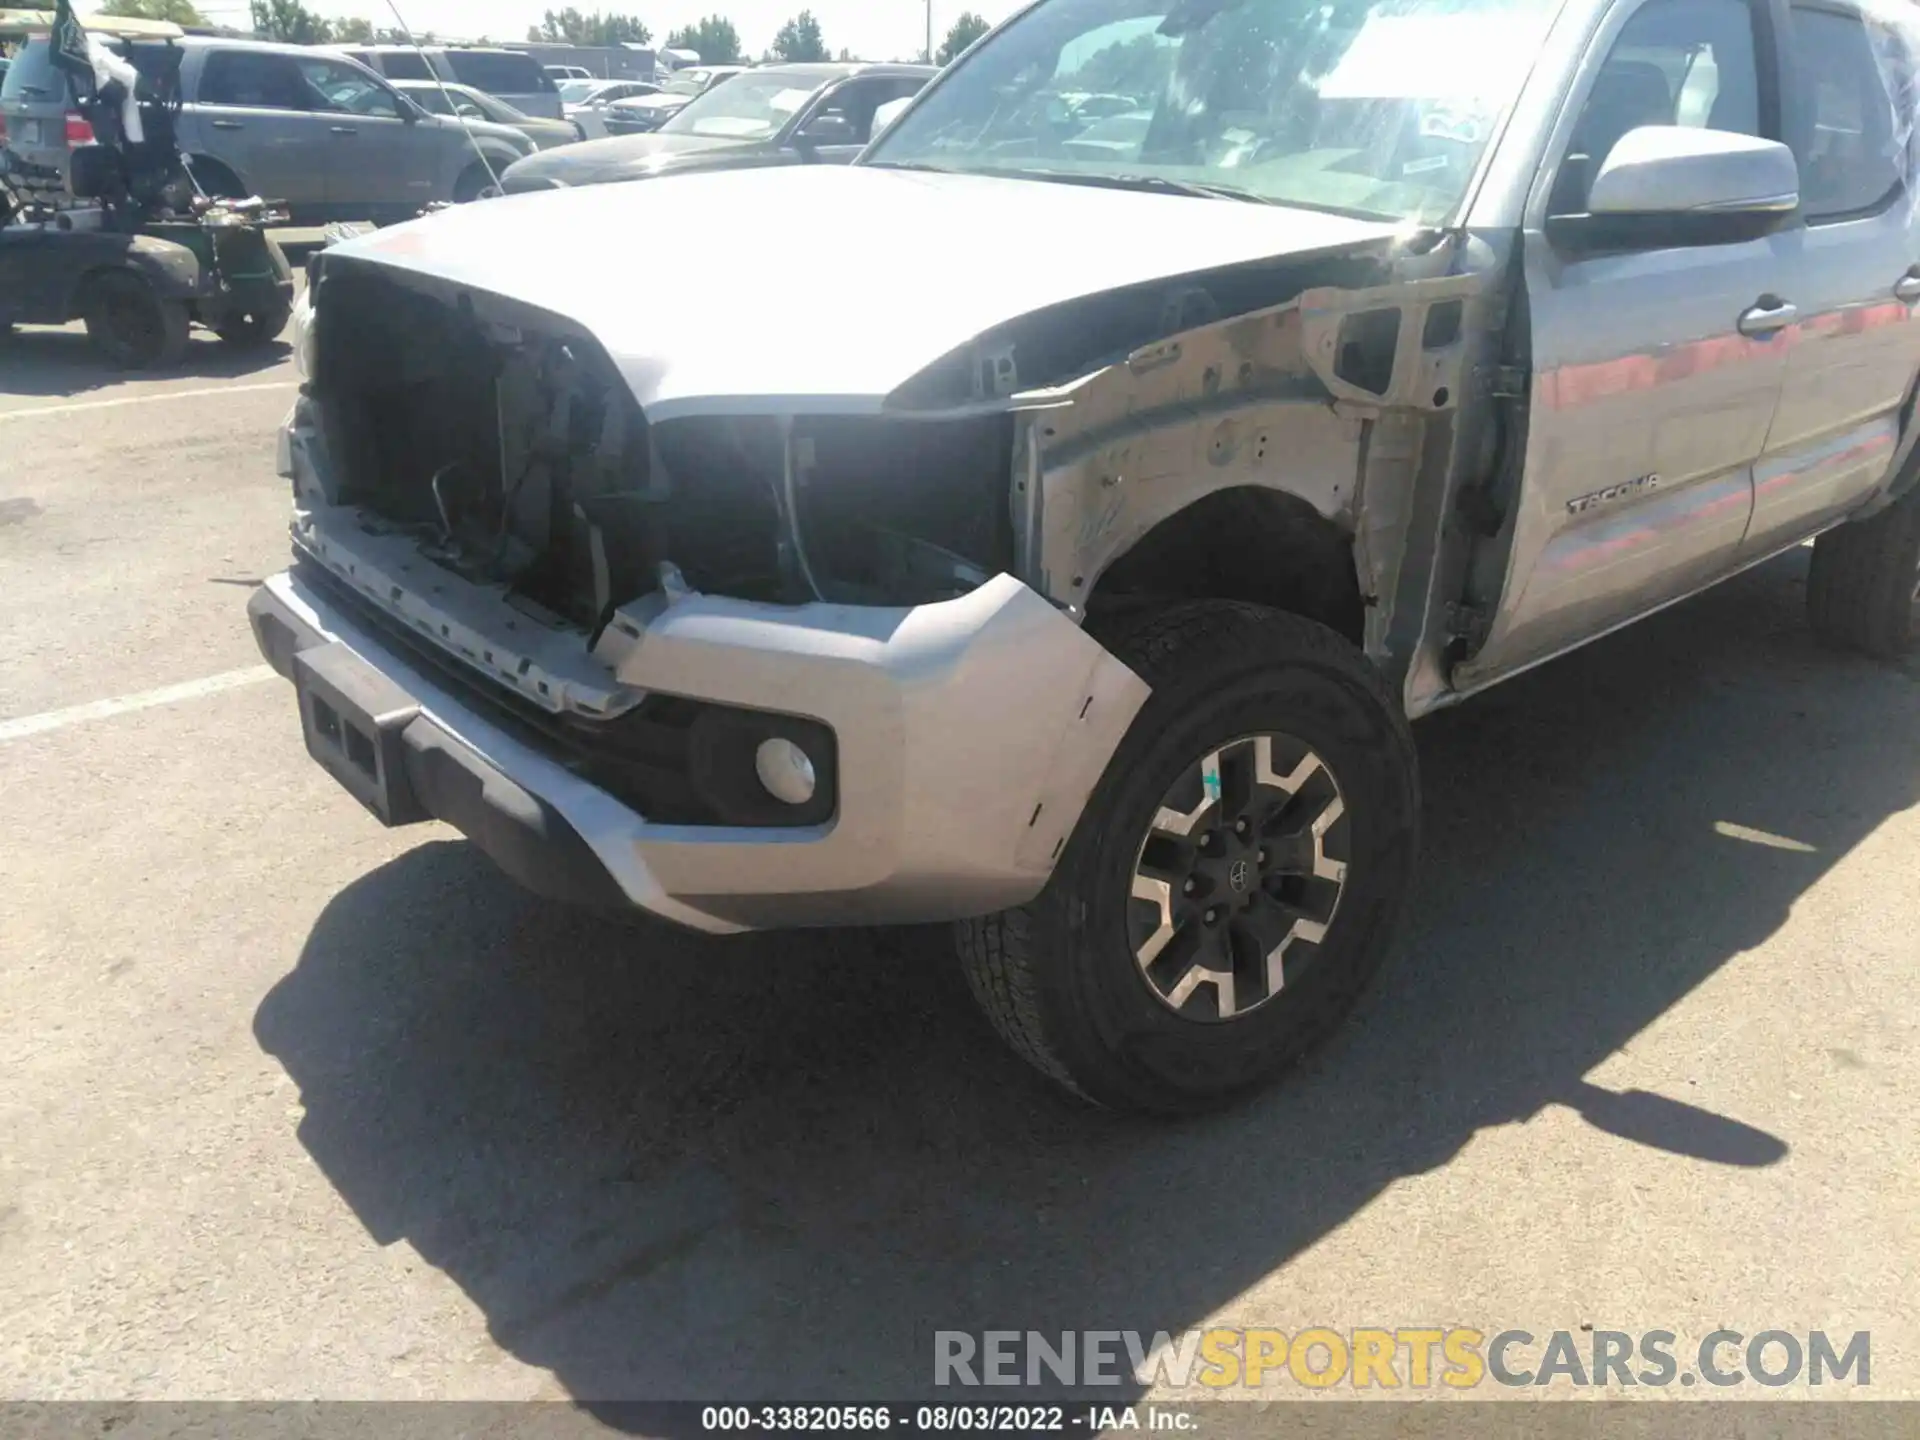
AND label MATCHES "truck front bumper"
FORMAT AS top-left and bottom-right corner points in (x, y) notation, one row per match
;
(249, 567), (1147, 935)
